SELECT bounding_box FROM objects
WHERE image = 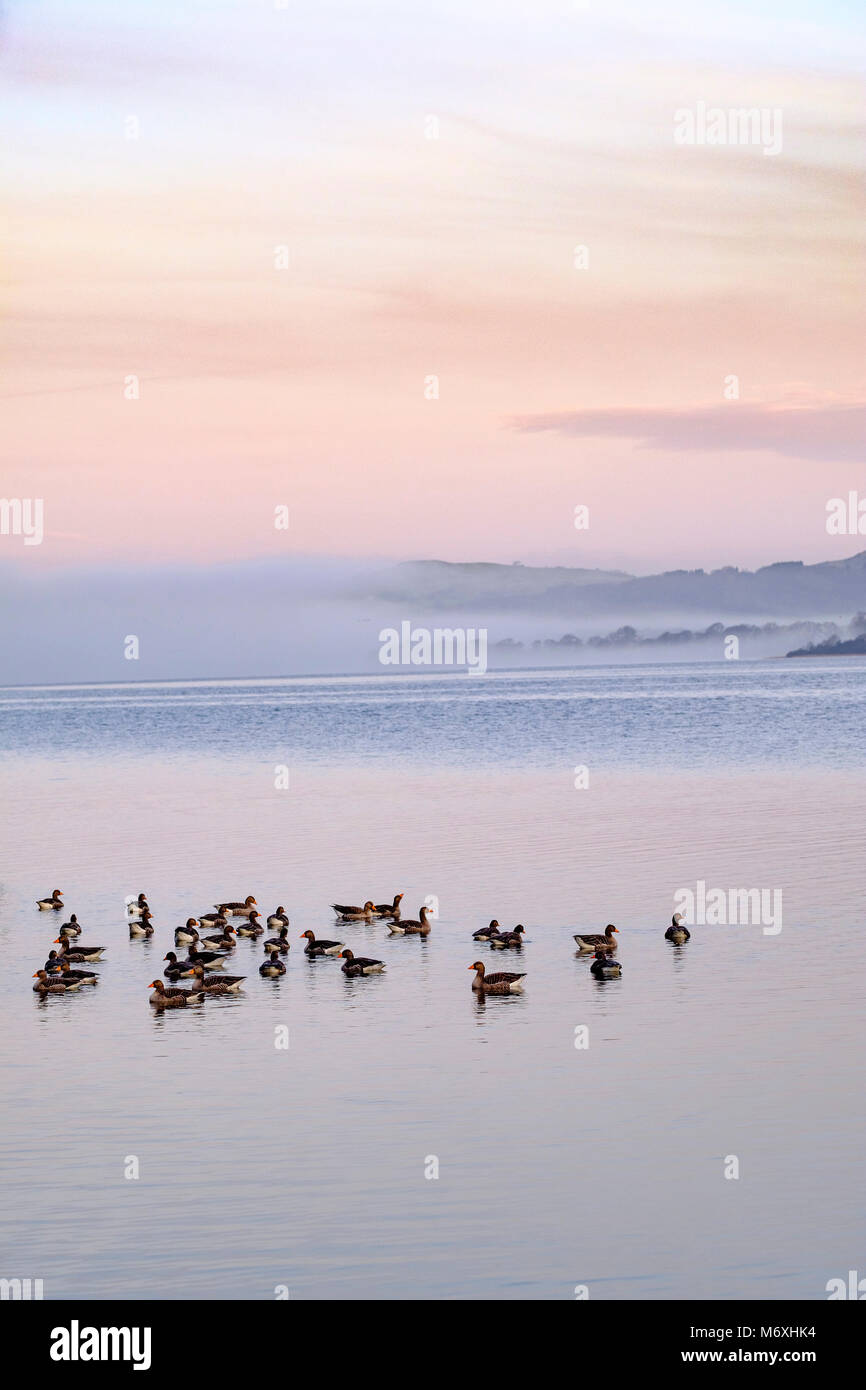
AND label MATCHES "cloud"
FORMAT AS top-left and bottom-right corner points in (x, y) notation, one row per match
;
(510, 401), (866, 462)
